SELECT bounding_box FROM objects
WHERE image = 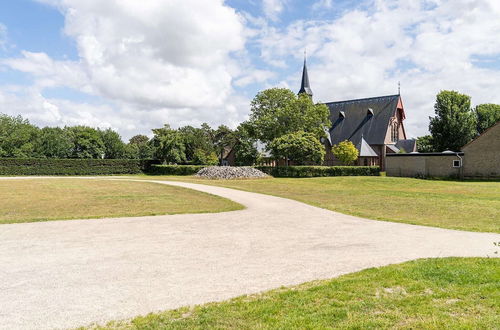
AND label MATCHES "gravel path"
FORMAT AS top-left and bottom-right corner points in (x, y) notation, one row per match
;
(0, 177), (498, 329)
